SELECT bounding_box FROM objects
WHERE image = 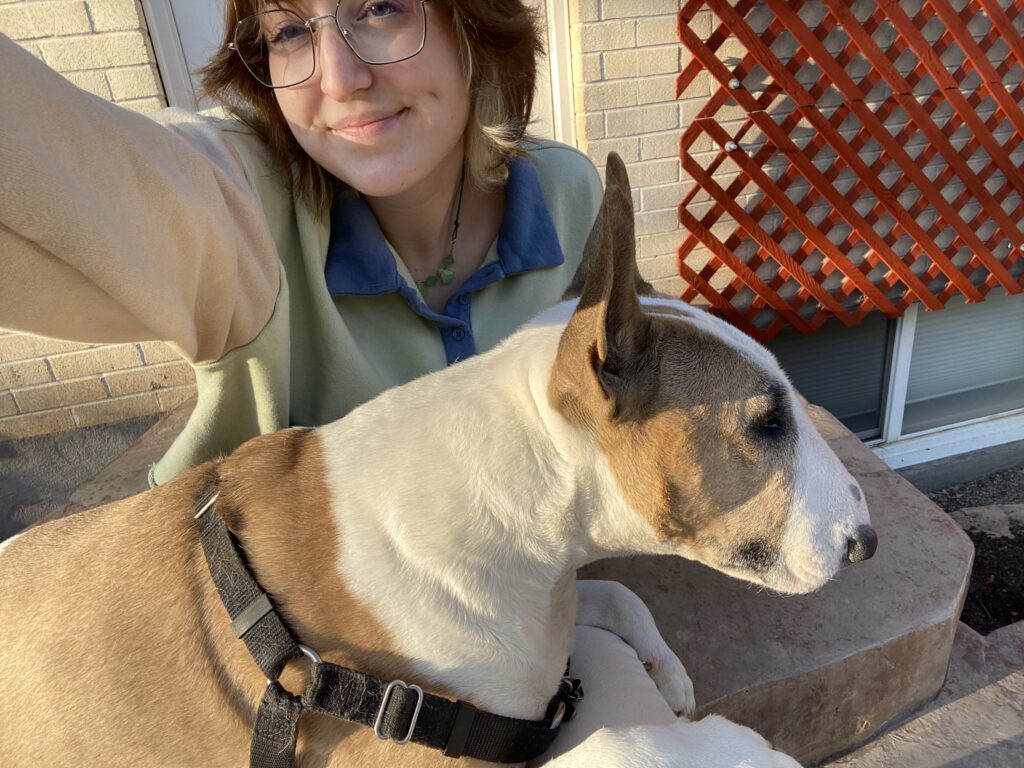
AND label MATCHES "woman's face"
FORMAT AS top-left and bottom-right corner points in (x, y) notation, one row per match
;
(270, 1), (470, 198)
